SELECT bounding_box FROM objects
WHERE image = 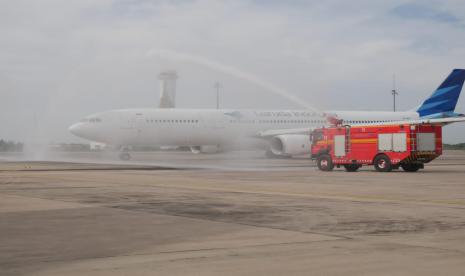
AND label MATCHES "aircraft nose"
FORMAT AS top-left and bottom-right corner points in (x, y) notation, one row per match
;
(68, 123), (82, 136)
